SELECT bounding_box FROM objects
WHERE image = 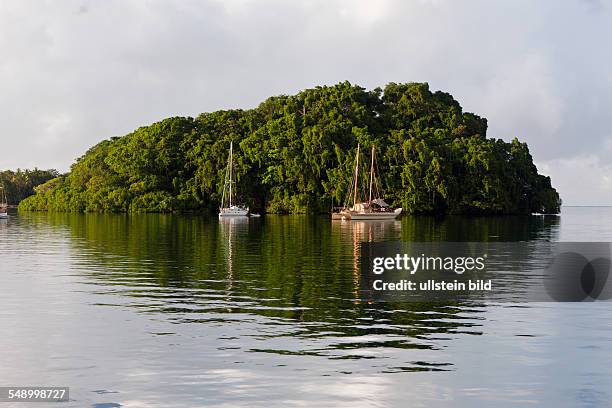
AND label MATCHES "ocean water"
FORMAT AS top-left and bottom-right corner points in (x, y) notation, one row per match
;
(1, 207), (611, 407)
